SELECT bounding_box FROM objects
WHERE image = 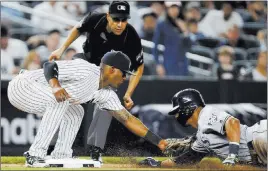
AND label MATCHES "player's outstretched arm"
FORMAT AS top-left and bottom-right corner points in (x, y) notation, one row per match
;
(222, 117), (240, 165)
(108, 108), (167, 151)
